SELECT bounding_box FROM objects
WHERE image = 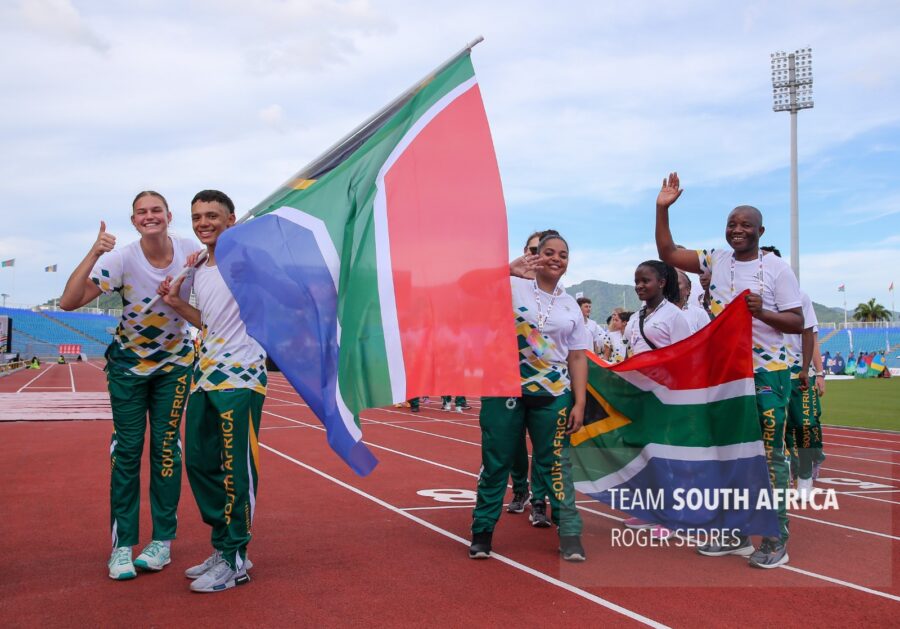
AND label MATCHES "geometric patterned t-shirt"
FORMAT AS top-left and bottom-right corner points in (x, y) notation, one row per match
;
(90, 236), (201, 376)
(511, 277), (591, 396)
(697, 248), (802, 373)
(191, 262), (267, 395)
